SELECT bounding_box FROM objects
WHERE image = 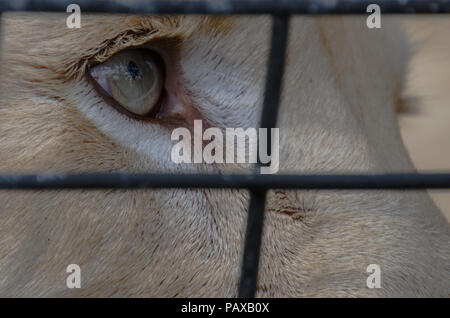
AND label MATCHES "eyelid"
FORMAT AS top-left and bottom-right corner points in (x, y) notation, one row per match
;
(85, 34), (183, 74)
